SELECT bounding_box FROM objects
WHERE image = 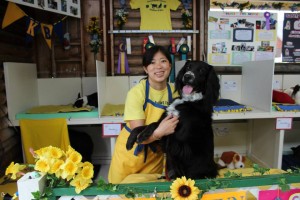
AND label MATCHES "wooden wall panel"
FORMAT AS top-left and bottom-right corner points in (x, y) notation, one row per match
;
(110, 1), (196, 75)
(0, 1), (31, 175)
